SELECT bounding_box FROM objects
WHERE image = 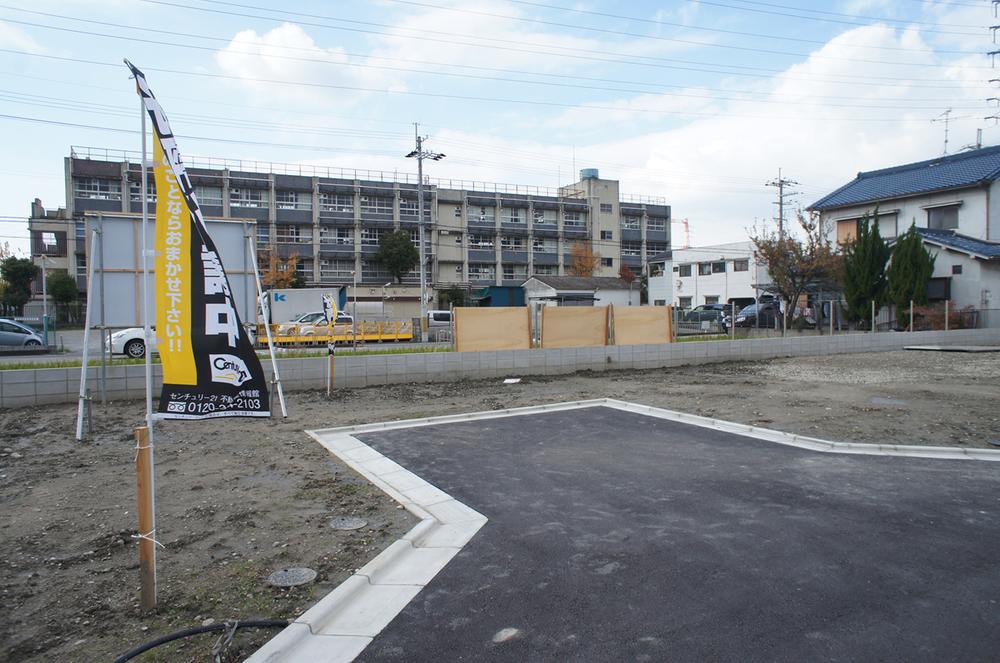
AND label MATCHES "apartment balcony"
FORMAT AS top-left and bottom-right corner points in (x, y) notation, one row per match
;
(532, 252), (558, 266)
(276, 208), (313, 223)
(501, 250), (528, 264)
(467, 248), (496, 262)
